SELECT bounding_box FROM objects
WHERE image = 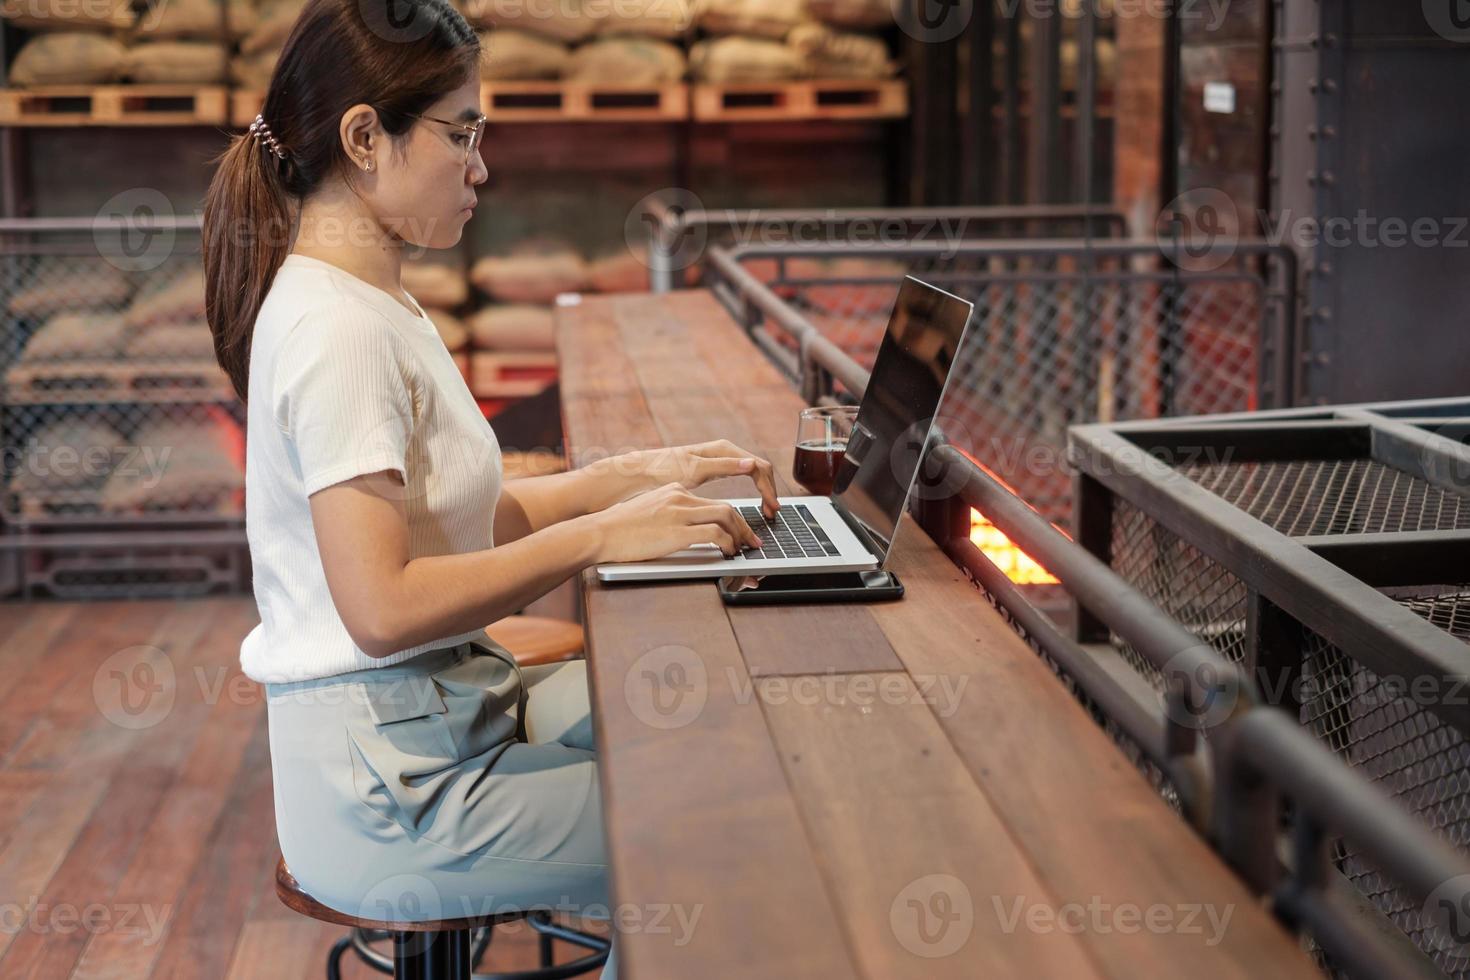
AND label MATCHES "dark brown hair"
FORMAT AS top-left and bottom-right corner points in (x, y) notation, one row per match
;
(203, 0), (480, 403)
